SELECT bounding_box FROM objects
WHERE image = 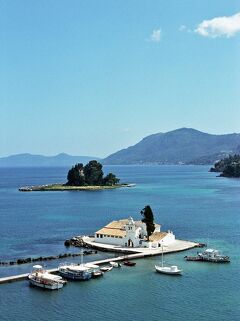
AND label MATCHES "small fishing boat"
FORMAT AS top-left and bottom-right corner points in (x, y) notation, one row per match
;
(85, 263), (104, 278)
(110, 261), (121, 268)
(92, 270), (104, 278)
(28, 265), (67, 290)
(100, 266), (113, 272)
(123, 261), (136, 267)
(184, 249), (230, 263)
(155, 244), (182, 275)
